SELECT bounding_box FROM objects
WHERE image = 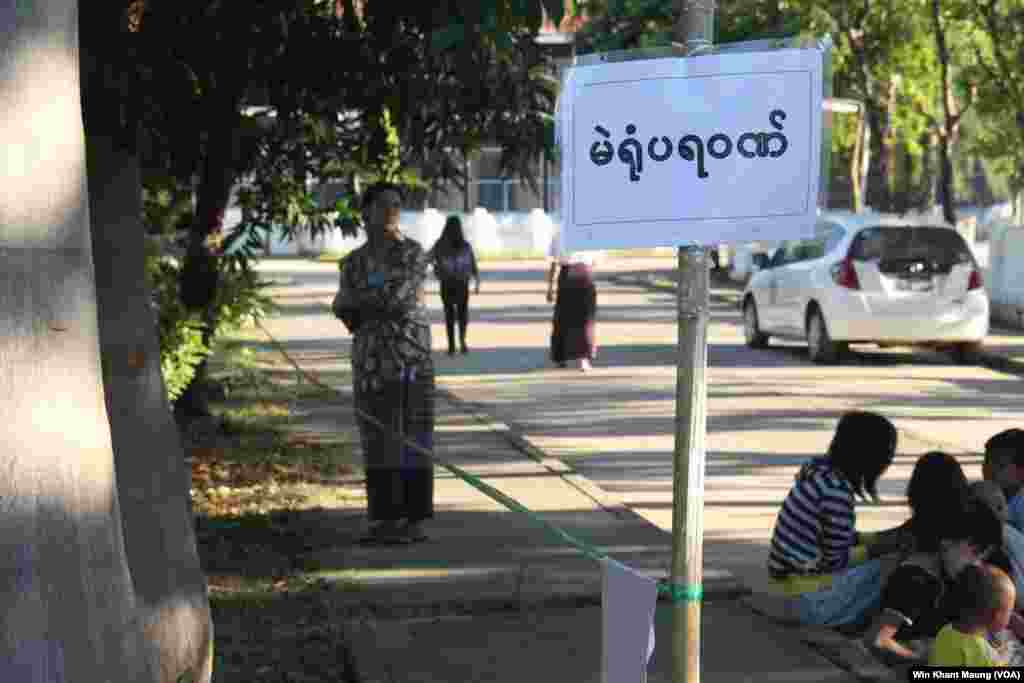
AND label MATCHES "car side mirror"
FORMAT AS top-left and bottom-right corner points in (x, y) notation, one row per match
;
(751, 253), (770, 270)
